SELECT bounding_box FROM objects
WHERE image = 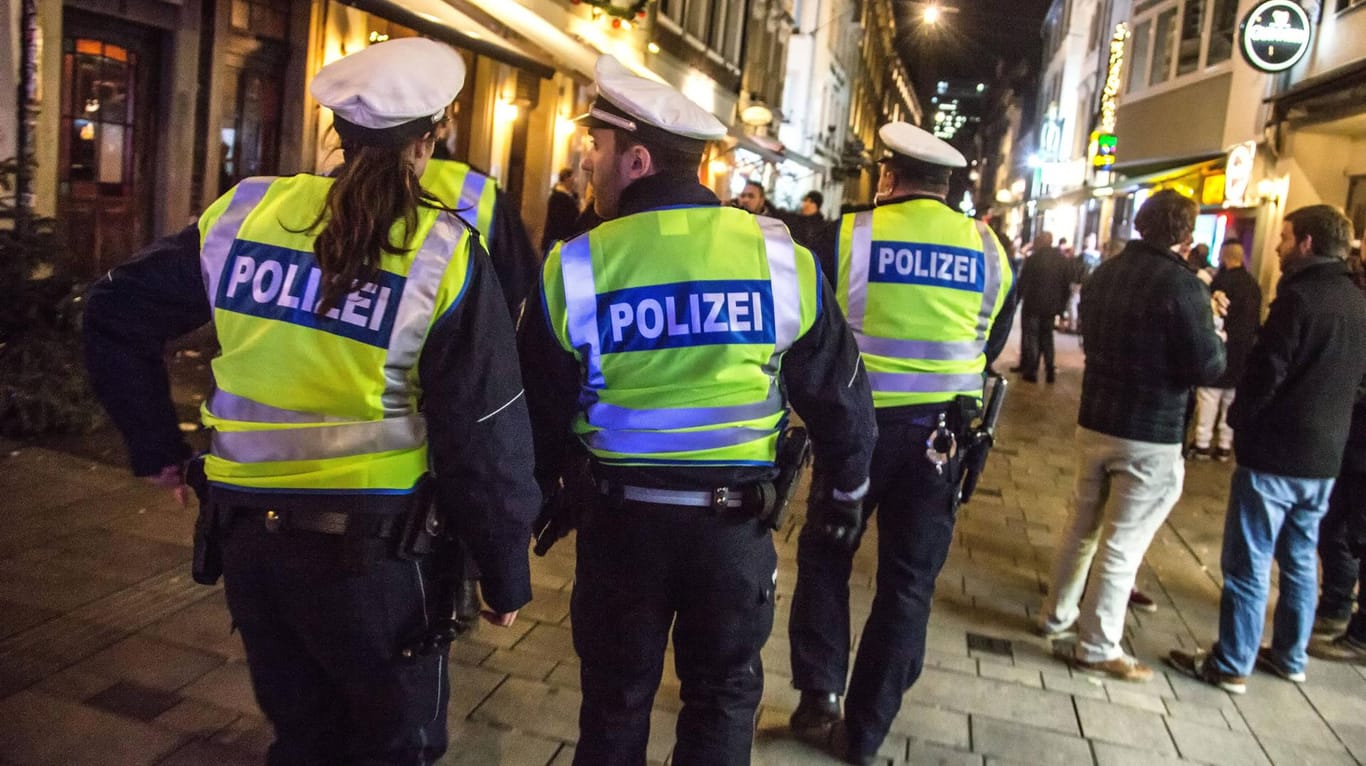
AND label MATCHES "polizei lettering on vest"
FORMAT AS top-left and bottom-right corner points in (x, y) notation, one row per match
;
(216, 240), (405, 348)
(597, 280), (776, 353)
(867, 240), (987, 292)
